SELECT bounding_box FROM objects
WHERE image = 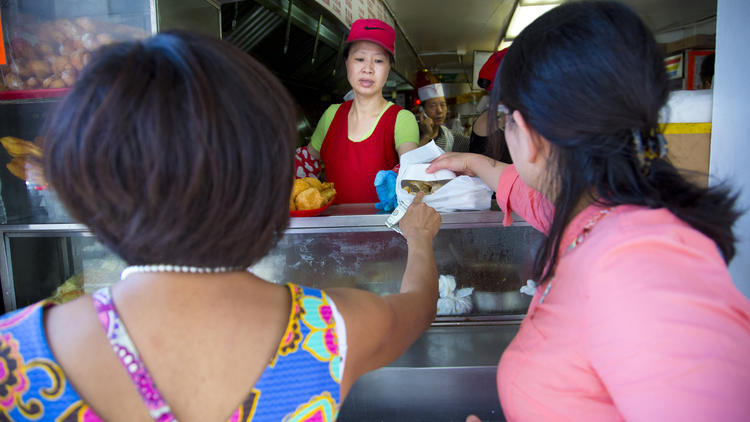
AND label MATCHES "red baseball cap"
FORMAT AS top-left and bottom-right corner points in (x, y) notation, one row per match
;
(346, 19), (395, 56)
(477, 48), (509, 91)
